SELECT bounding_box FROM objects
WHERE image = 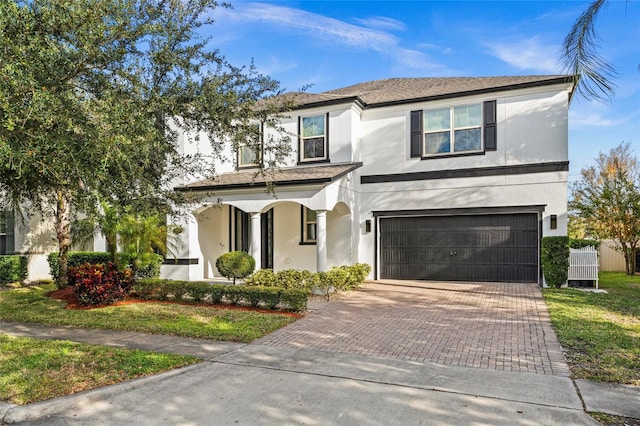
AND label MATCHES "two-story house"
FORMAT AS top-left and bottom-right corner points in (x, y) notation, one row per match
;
(163, 75), (575, 284)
